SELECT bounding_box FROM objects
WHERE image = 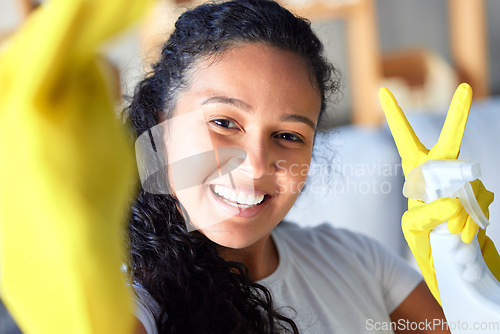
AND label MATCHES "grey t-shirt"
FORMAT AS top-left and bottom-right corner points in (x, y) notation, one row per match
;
(134, 222), (422, 333)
